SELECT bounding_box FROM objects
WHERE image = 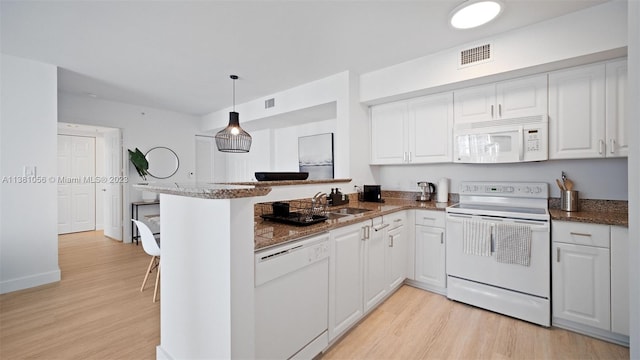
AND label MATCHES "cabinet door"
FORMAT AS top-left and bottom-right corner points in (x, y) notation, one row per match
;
(605, 59), (628, 158)
(415, 225), (446, 289)
(409, 93), (454, 163)
(496, 74), (547, 120)
(453, 83), (495, 124)
(370, 101), (408, 164)
(364, 220), (388, 312)
(329, 222), (365, 339)
(549, 63), (606, 159)
(610, 226), (629, 336)
(388, 223), (407, 291)
(552, 242), (611, 330)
